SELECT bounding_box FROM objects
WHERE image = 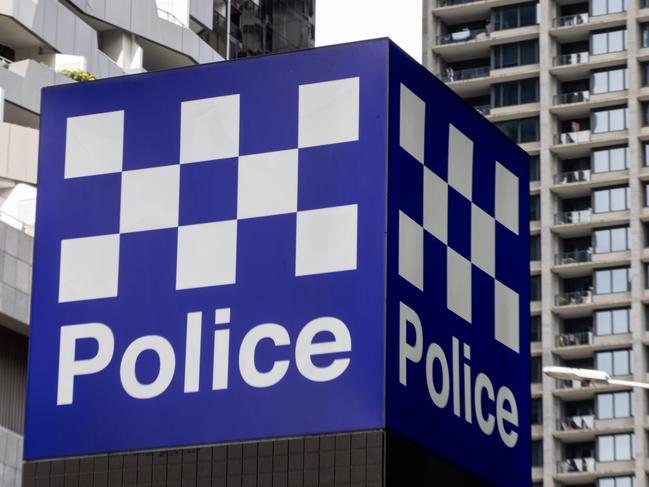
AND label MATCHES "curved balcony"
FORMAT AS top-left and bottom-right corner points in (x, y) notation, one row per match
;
(554, 130), (592, 145)
(553, 13), (589, 27)
(554, 51), (590, 66)
(555, 289), (593, 306)
(557, 457), (595, 473)
(557, 414), (595, 431)
(437, 27), (489, 45)
(555, 90), (591, 105)
(554, 169), (591, 184)
(439, 66), (490, 82)
(555, 249), (592, 265)
(556, 331), (594, 347)
(554, 209), (592, 225)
